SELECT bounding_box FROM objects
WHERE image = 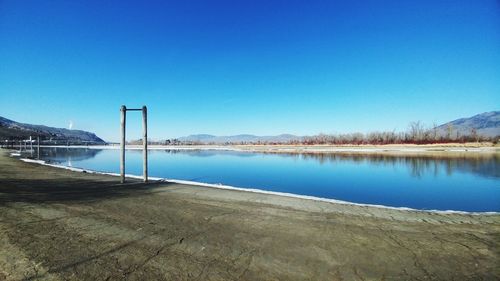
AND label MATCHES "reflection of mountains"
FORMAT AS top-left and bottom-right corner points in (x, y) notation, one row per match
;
(40, 148), (102, 163)
(160, 149), (258, 158)
(279, 153), (500, 179)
